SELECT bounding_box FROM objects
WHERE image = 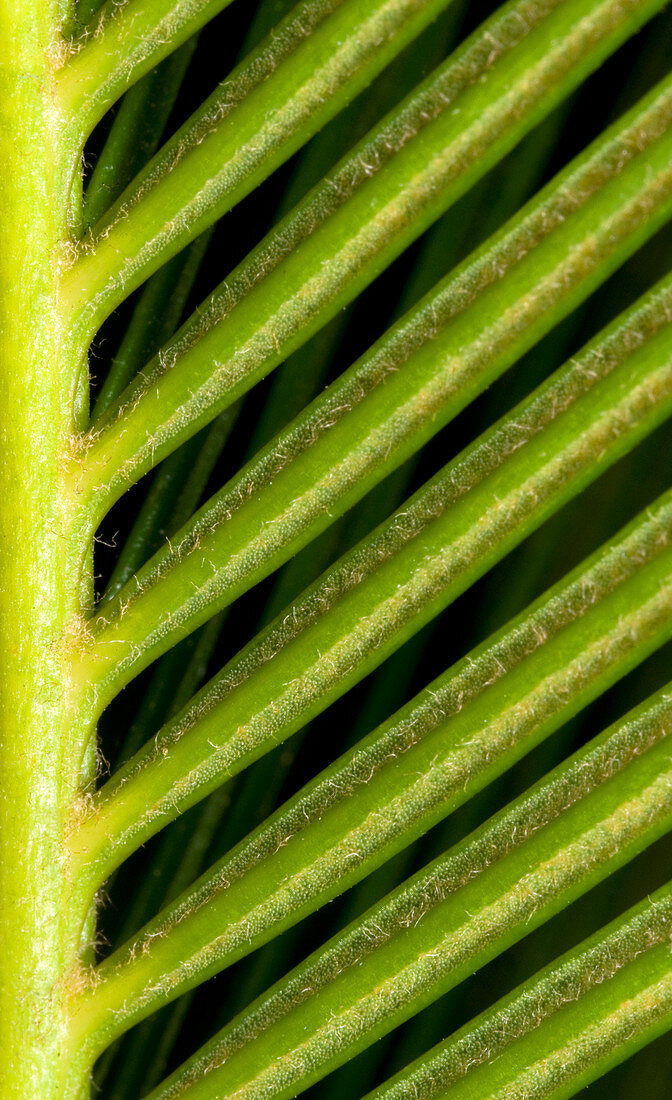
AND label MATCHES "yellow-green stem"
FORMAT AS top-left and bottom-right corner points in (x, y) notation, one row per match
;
(0, 4), (93, 1096)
